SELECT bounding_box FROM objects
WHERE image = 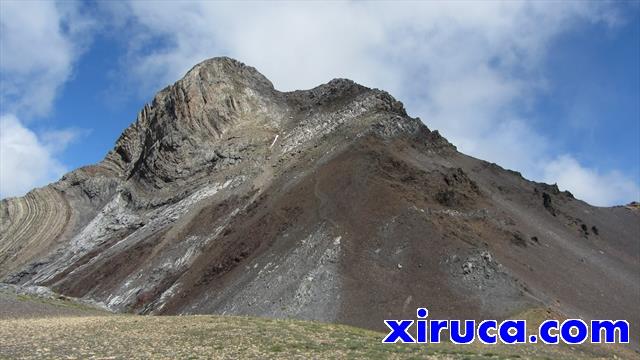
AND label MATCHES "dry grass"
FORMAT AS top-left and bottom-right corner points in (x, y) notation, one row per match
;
(1, 314), (635, 360)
